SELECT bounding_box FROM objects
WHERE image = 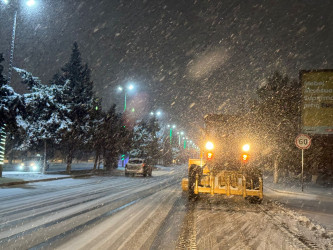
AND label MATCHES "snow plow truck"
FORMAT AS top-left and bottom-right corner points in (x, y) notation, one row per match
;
(181, 114), (263, 203)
